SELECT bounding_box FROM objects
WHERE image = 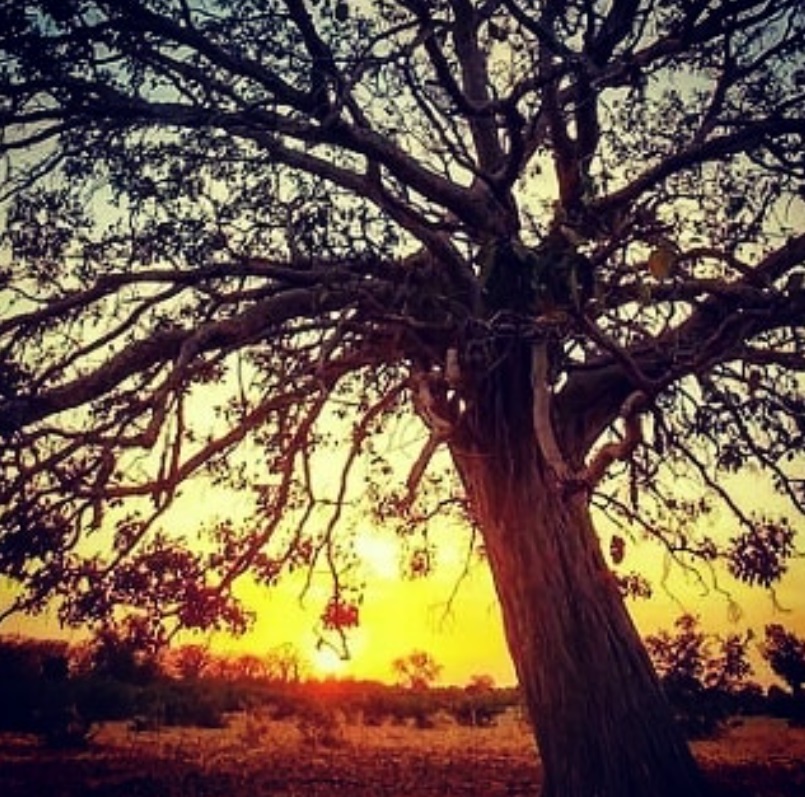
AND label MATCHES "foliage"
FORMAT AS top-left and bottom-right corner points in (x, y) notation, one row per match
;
(761, 624), (805, 697)
(0, 635), (69, 732)
(645, 615), (756, 738)
(392, 650), (443, 691)
(86, 625), (163, 685)
(449, 675), (510, 727)
(164, 643), (213, 680)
